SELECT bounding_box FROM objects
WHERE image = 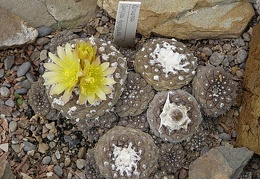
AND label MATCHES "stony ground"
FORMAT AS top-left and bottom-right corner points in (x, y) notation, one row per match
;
(0, 8), (260, 179)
